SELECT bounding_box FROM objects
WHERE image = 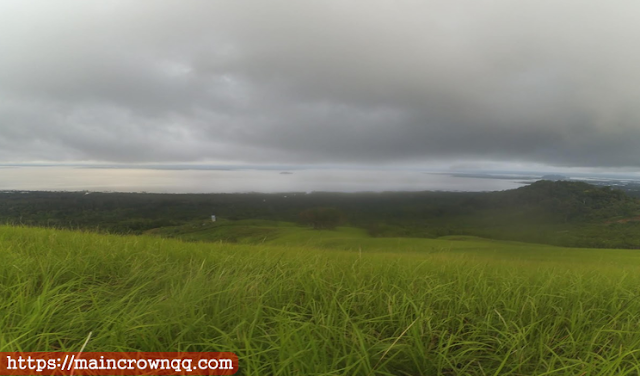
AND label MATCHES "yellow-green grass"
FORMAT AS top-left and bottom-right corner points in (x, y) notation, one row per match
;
(3, 225), (640, 375)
